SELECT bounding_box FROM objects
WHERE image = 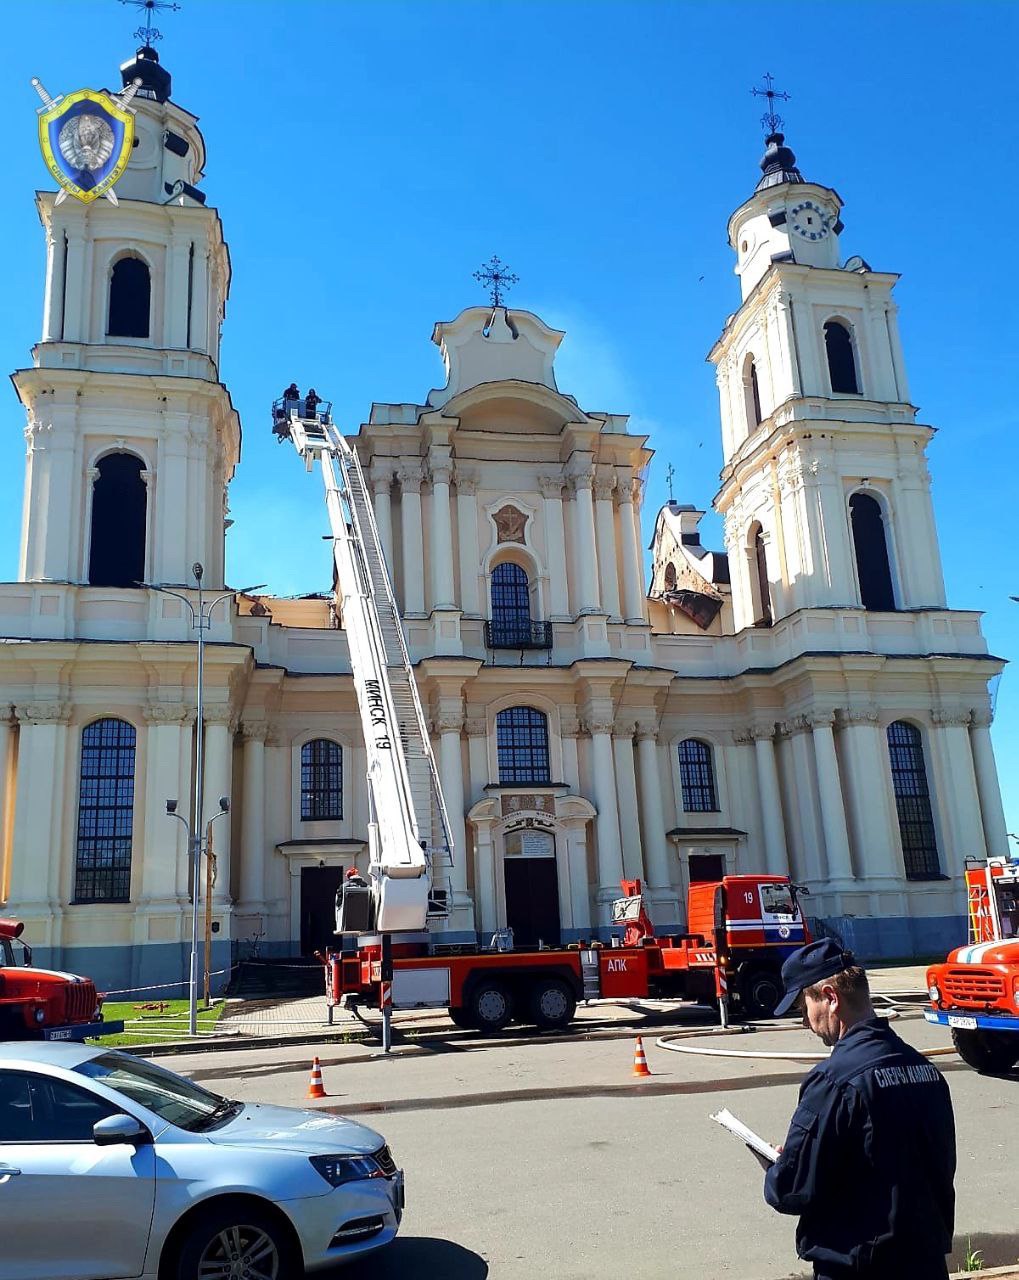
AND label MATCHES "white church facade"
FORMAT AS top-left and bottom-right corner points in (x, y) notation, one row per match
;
(0, 46), (1008, 993)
